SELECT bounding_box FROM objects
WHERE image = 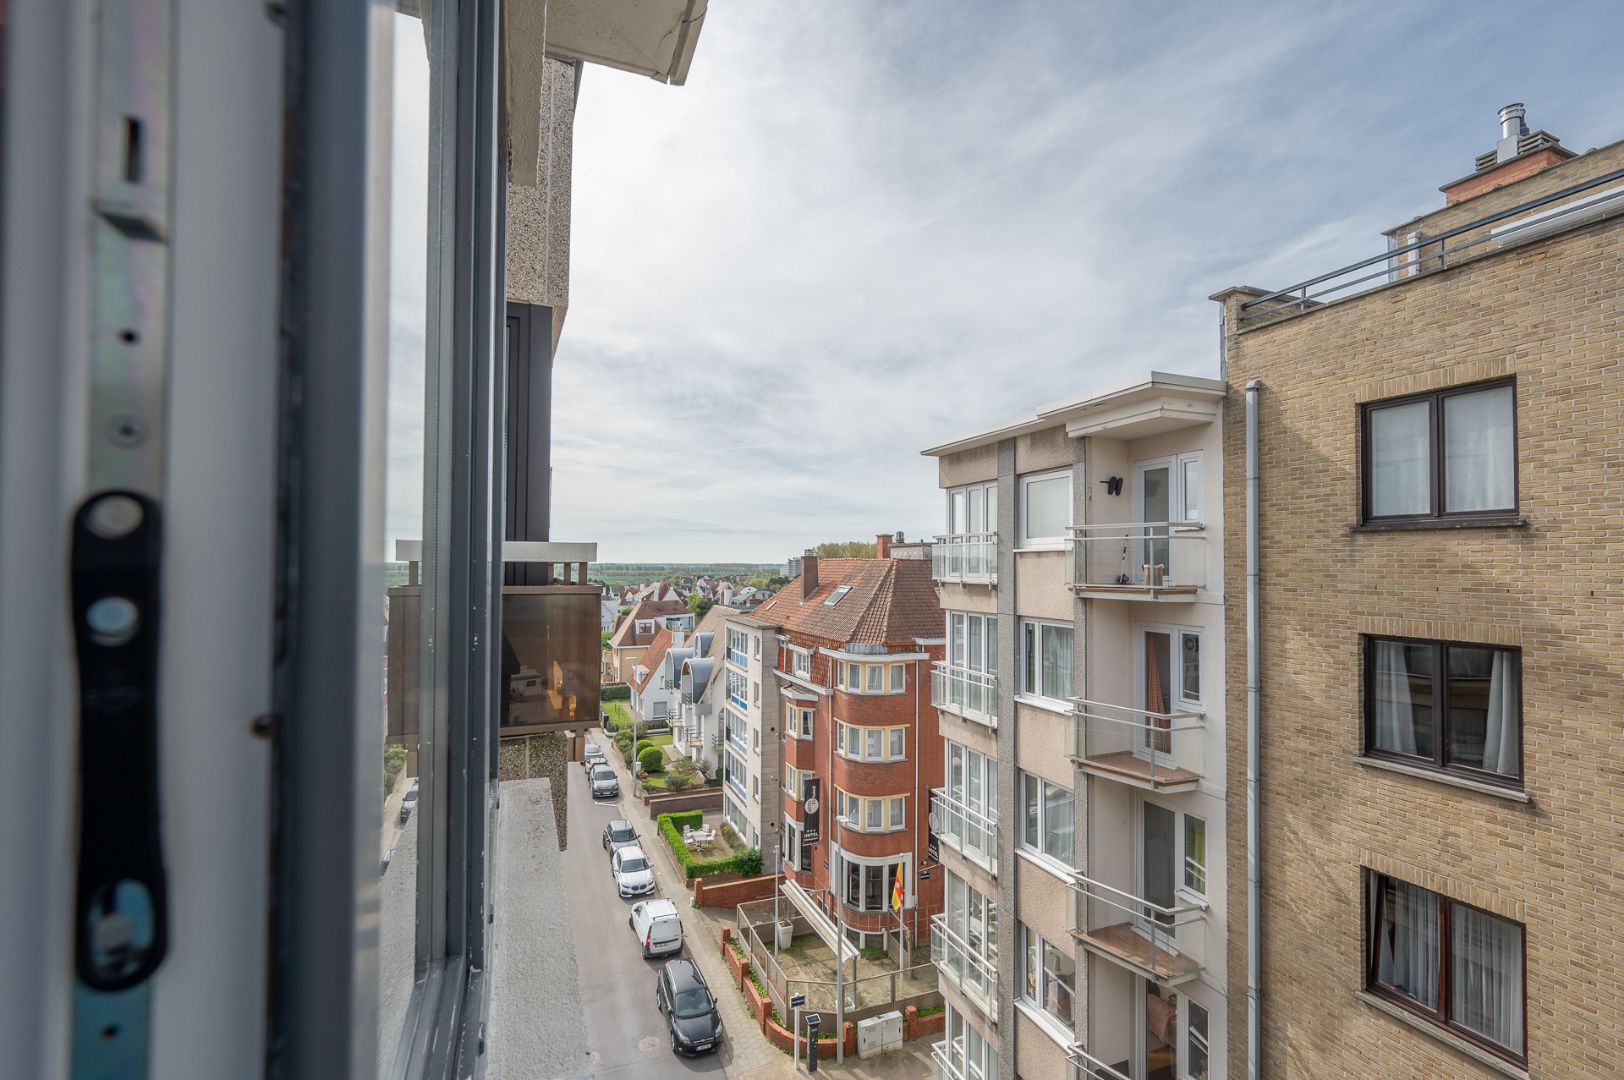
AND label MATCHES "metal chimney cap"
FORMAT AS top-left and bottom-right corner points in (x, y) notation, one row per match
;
(1498, 102), (1529, 138)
